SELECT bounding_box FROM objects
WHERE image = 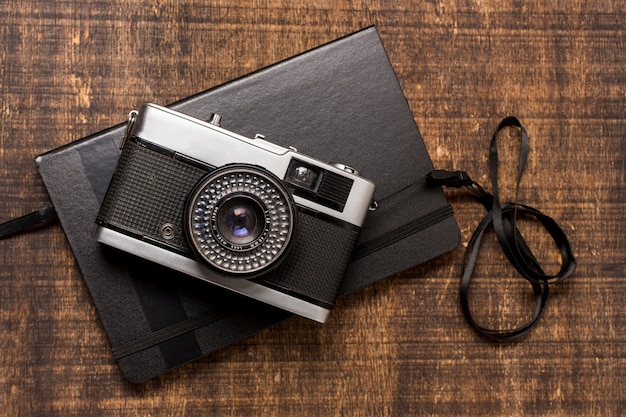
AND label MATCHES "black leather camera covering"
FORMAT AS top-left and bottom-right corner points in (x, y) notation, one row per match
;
(36, 27), (459, 382)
